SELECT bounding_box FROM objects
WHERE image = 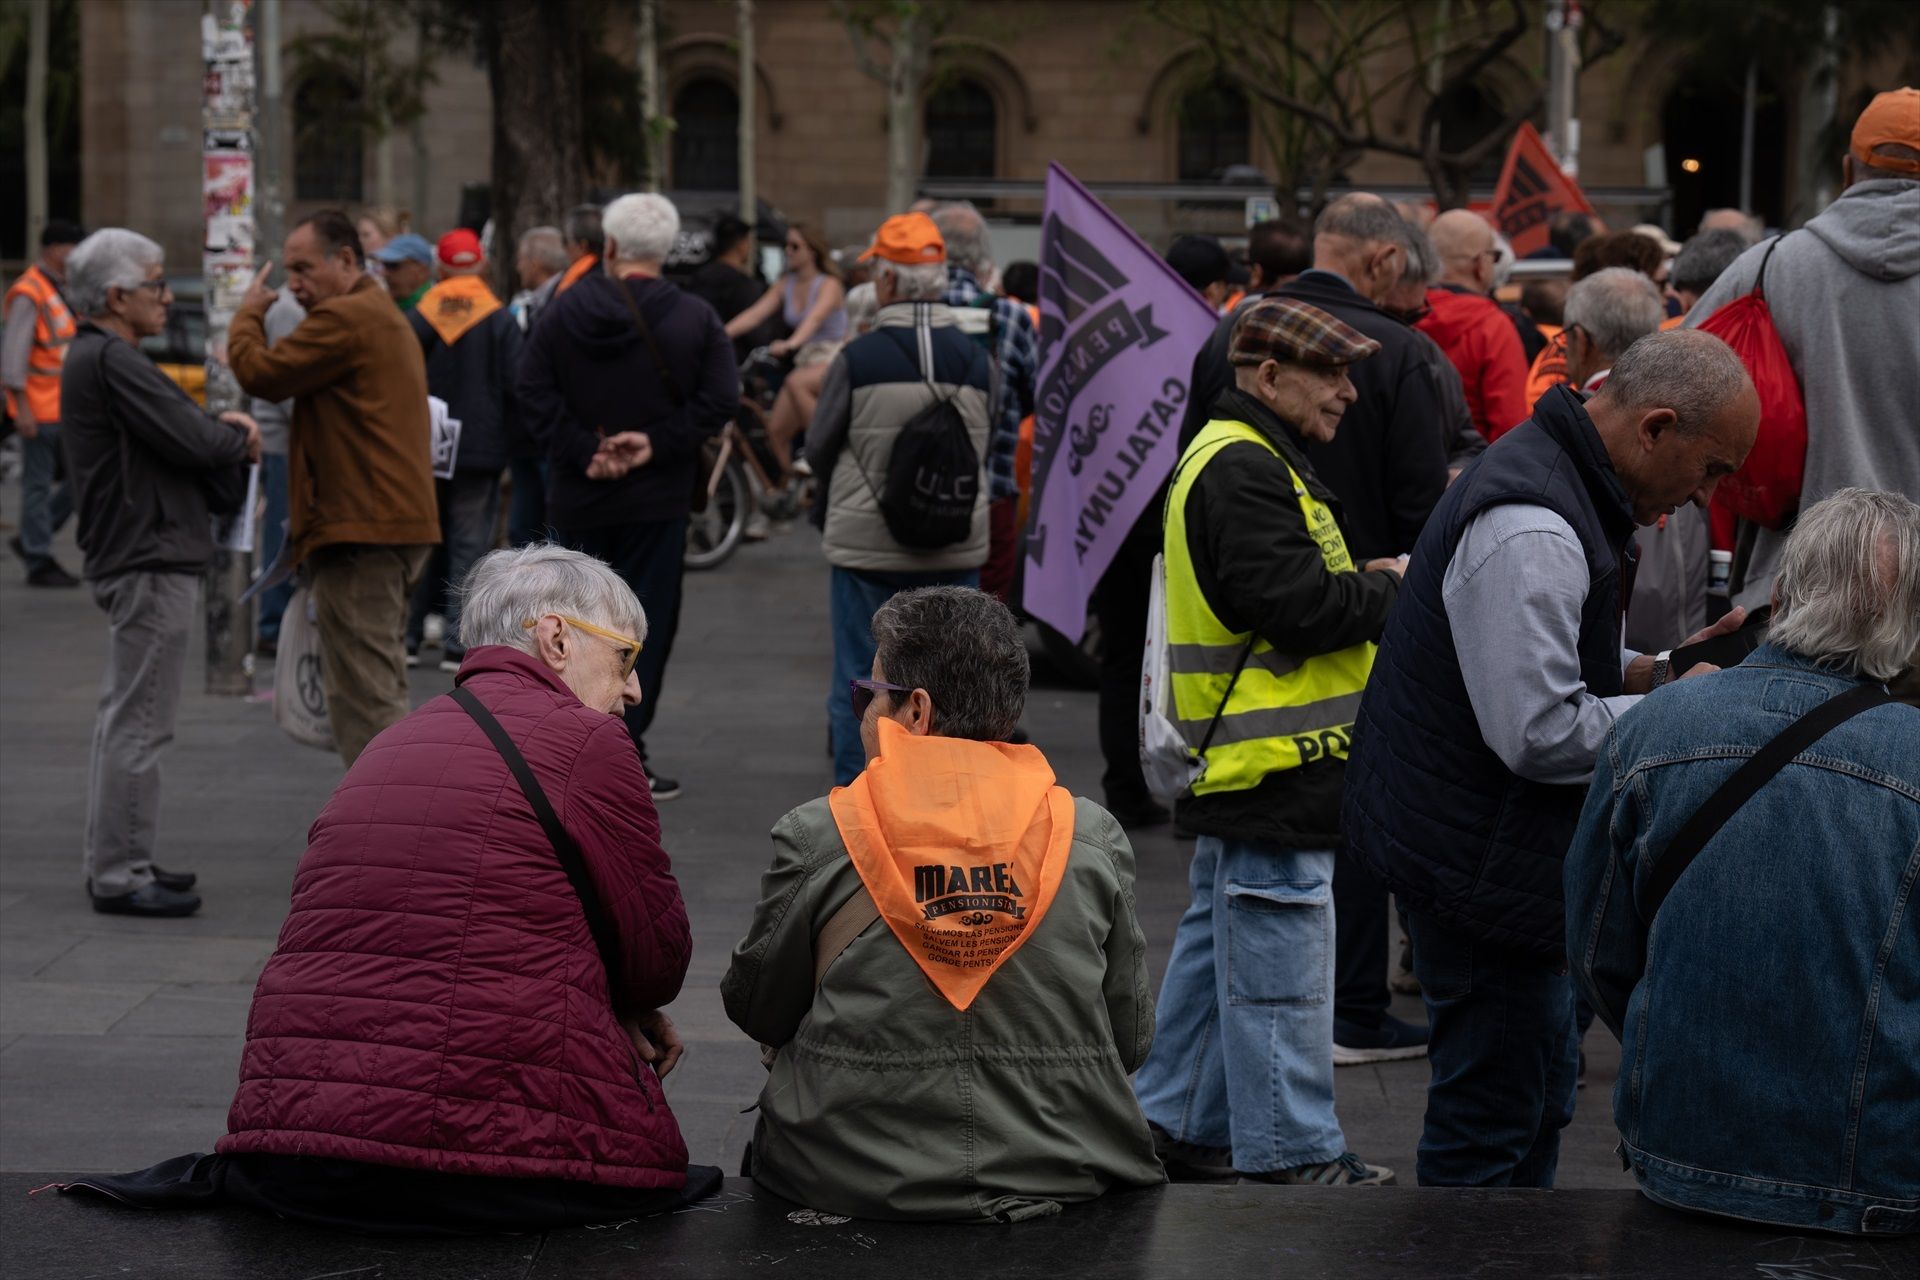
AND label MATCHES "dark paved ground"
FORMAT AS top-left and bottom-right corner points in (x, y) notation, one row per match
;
(0, 521), (1630, 1187)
